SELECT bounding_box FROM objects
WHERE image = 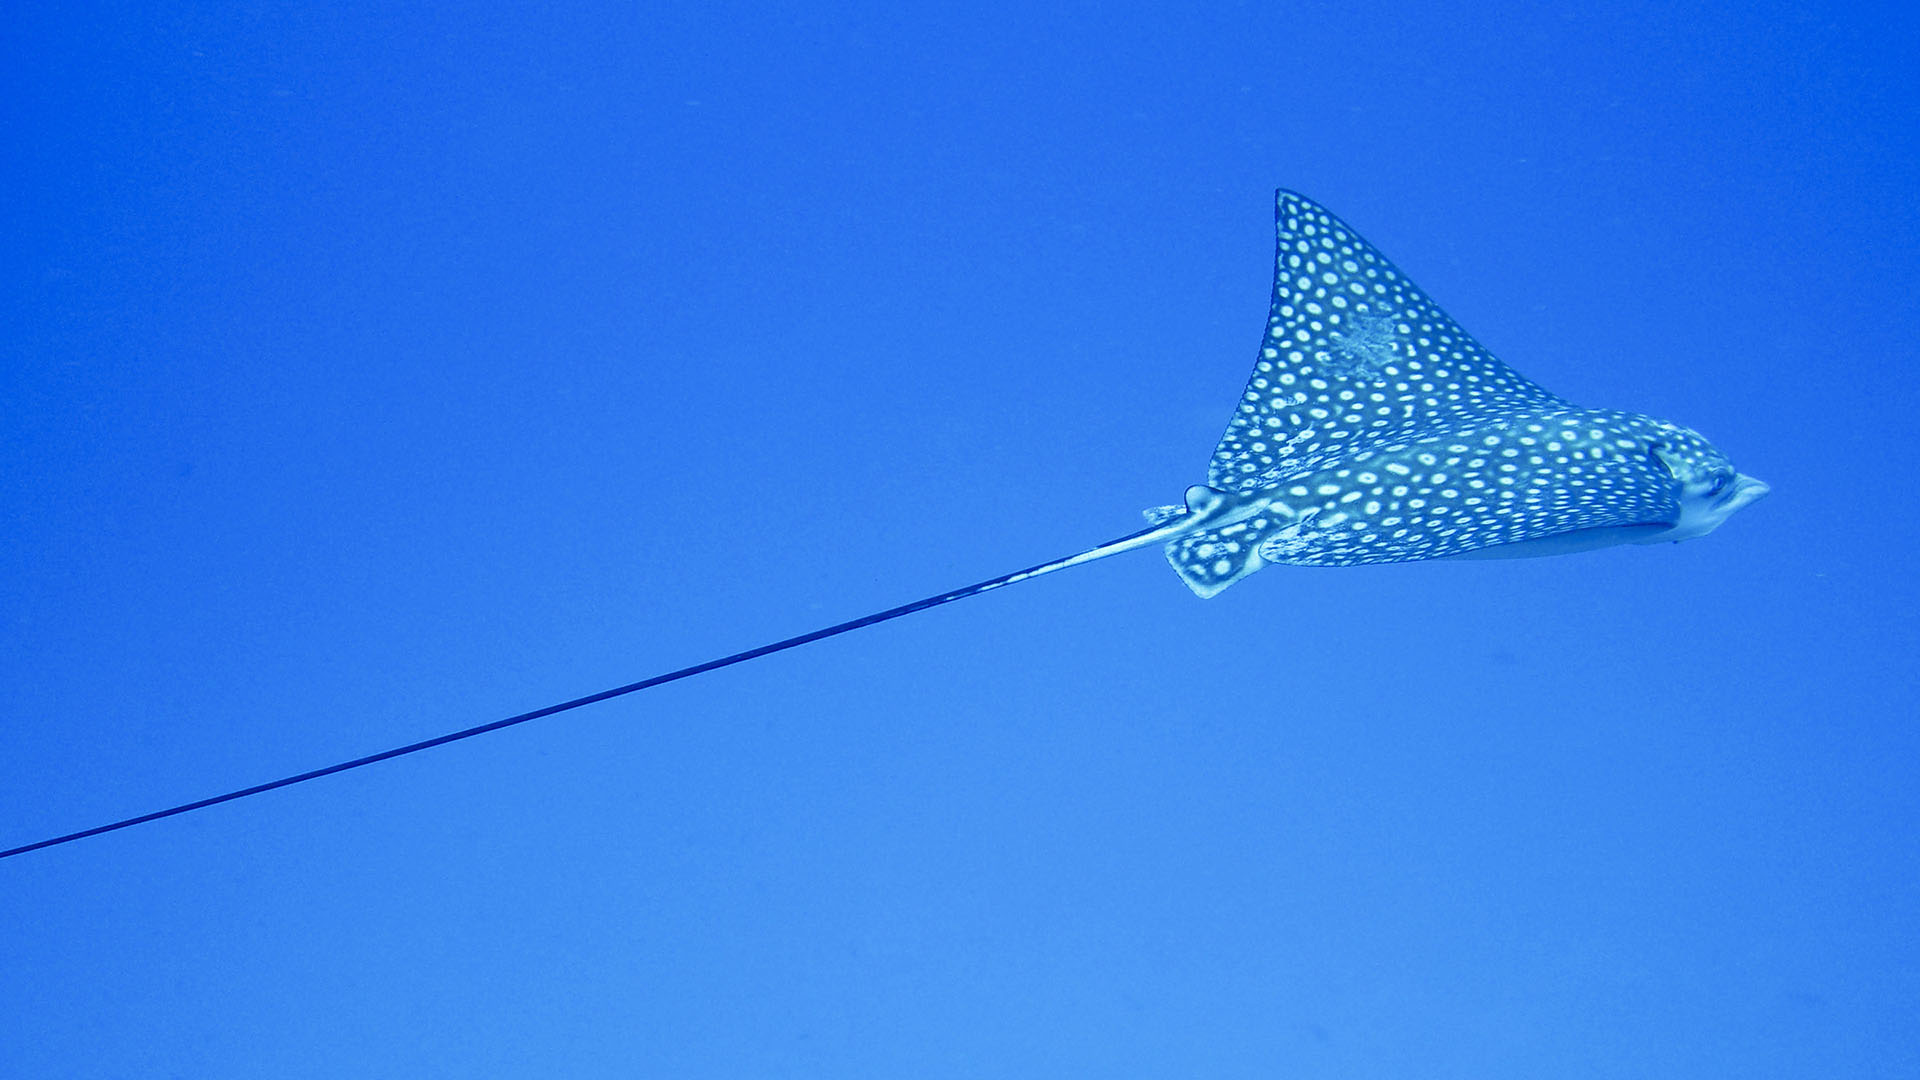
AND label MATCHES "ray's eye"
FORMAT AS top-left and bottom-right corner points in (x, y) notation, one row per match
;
(1708, 475), (1729, 498)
